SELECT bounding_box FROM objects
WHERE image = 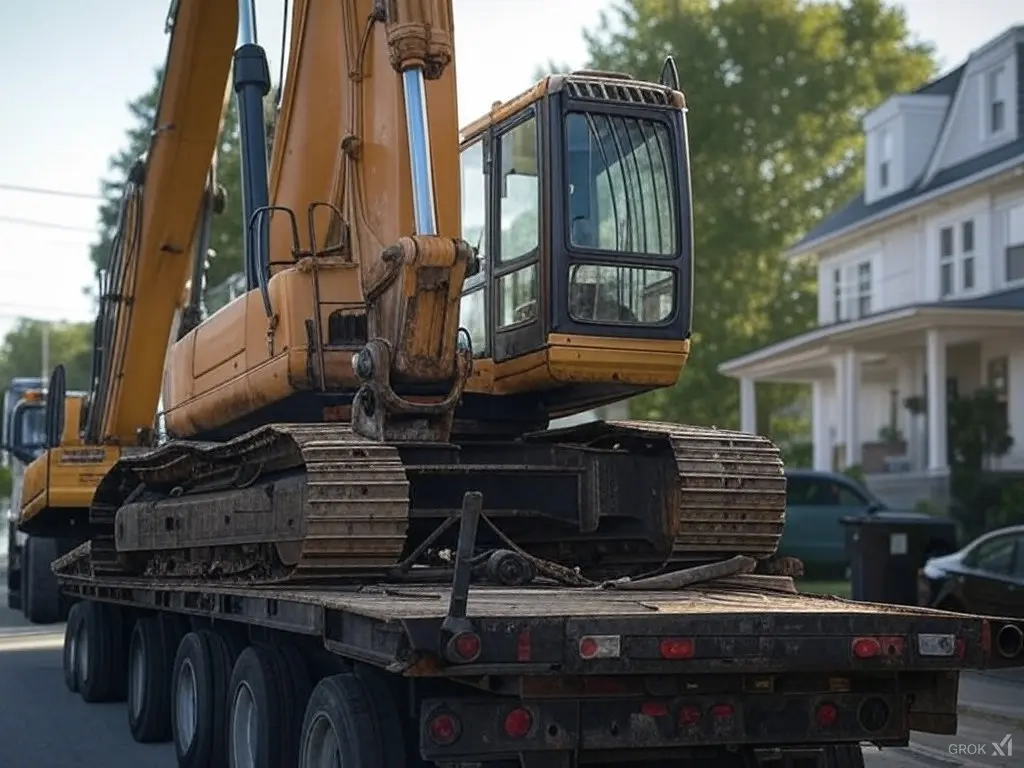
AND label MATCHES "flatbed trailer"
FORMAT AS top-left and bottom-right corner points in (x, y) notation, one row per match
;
(53, 533), (1024, 768)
